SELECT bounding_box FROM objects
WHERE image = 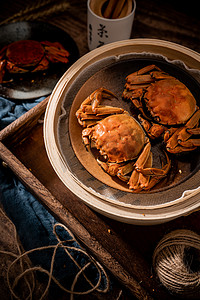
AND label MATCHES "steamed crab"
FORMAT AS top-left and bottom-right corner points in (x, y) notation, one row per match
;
(0, 39), (70, 83)
(76, 87), (171, 191)
(123, 64), (200, 153)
